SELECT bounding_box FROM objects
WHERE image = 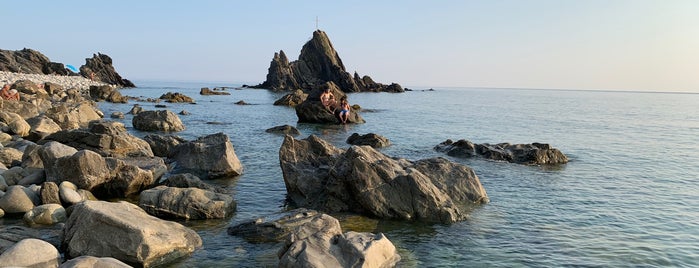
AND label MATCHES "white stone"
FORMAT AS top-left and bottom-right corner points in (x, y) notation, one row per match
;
(0, 238), (60, 267)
